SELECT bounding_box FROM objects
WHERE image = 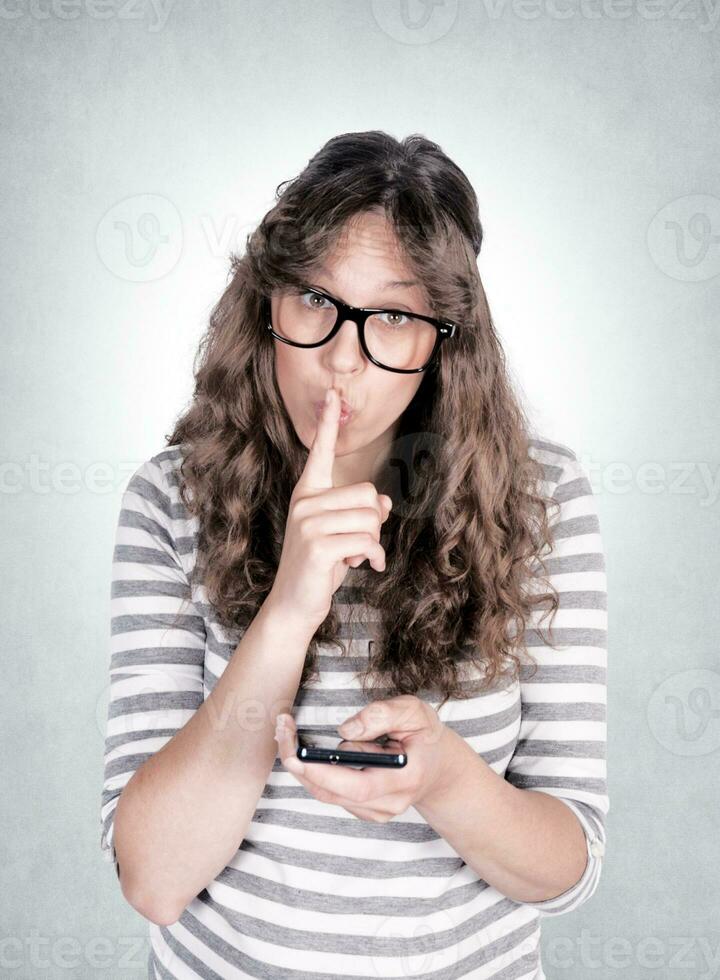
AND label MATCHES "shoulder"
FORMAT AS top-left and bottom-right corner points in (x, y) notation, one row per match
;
(527, 434), (585, 496)
(126, 443), (185, 492)
(121, 444), (186, 515)
(528, 435), (604, 564)
(124, 445), (198, 566)
(145, 444), (187, 495)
